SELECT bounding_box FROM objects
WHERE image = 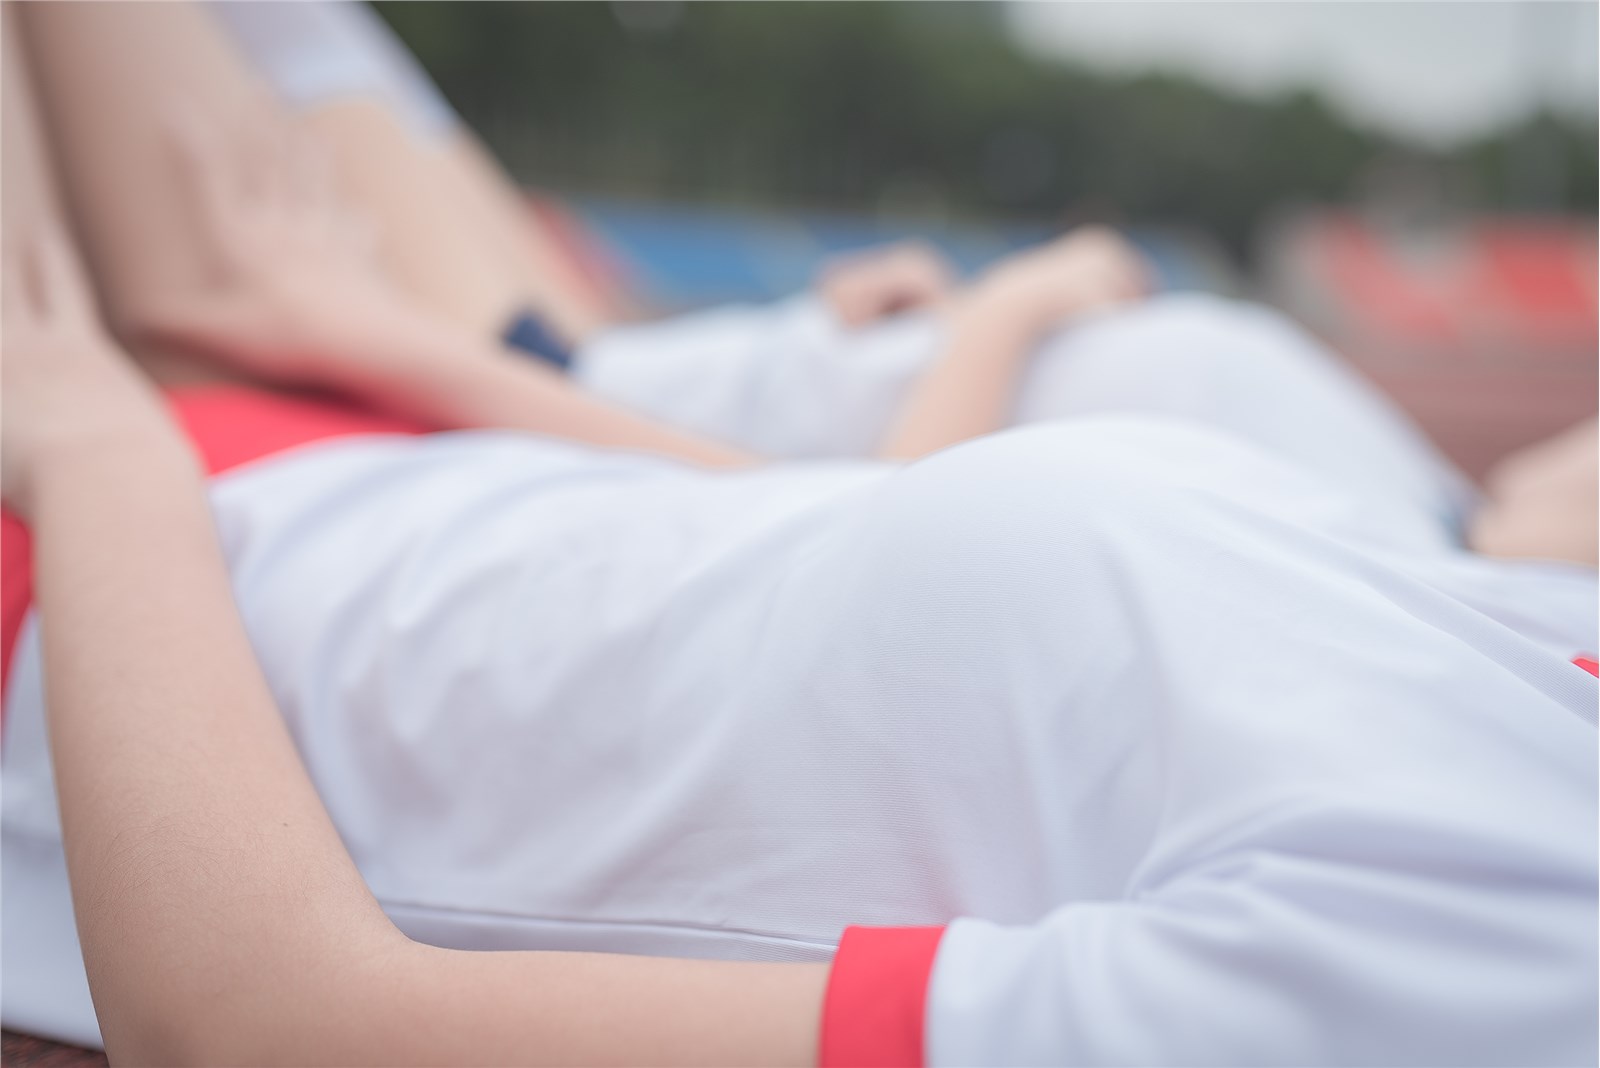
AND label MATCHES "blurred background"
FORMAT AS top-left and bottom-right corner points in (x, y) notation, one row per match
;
(375, 0), (1597, 477)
